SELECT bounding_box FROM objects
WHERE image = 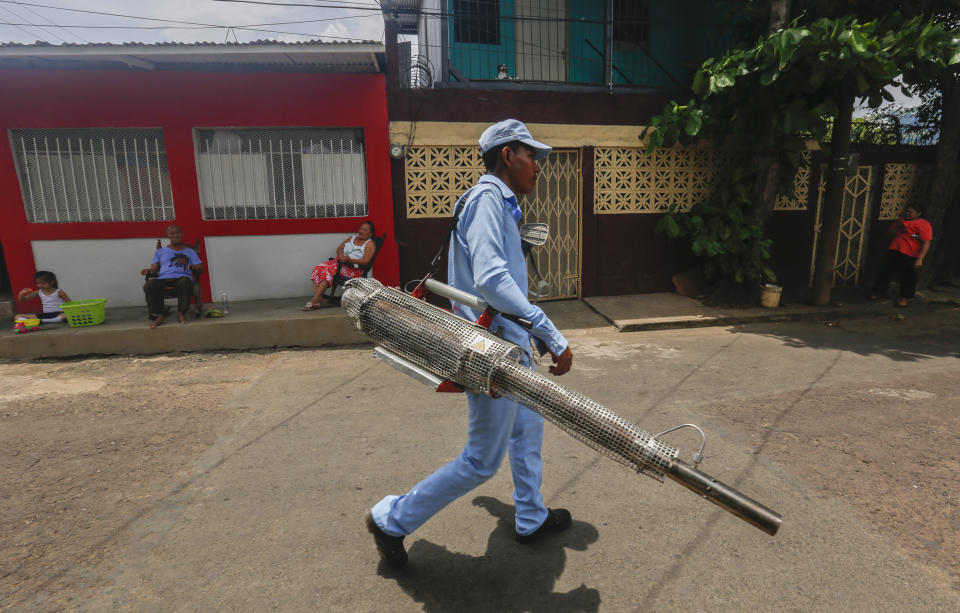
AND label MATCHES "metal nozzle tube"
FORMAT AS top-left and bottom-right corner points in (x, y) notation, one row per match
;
(424, 278), (488, 311)
(666, 460), (782, 536)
